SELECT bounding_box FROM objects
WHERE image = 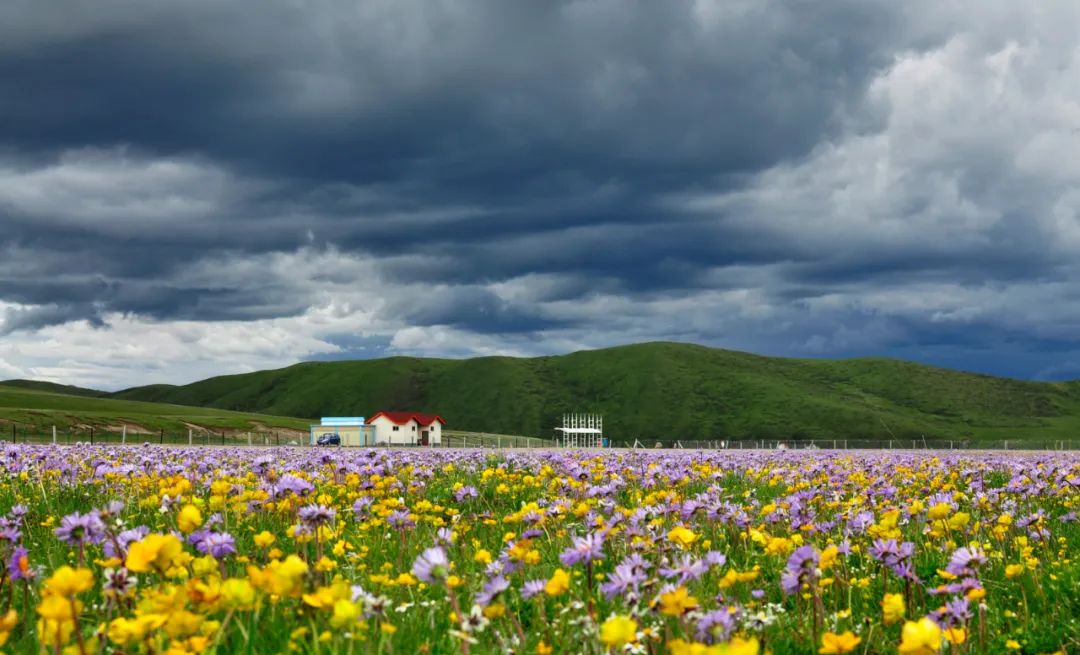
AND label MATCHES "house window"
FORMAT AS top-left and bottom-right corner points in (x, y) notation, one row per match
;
(412, 426), (416, 431)
(392, 426), (399, 431)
